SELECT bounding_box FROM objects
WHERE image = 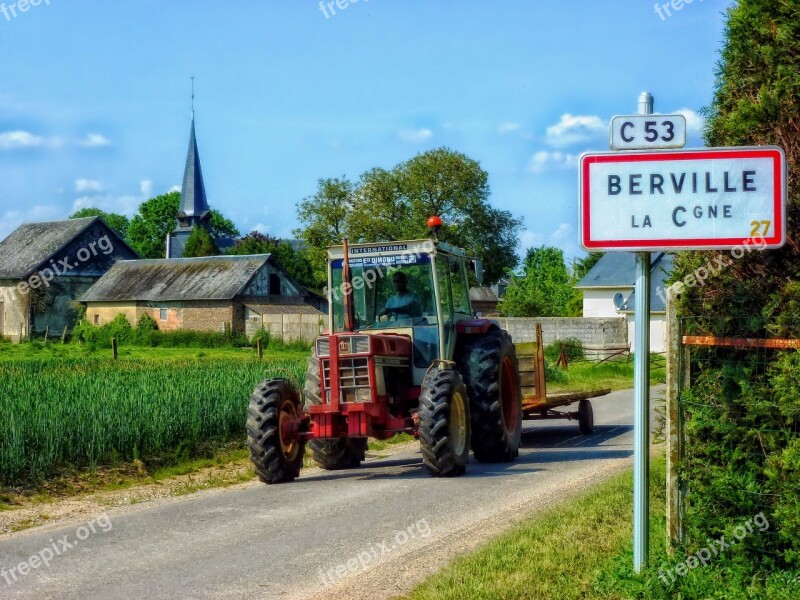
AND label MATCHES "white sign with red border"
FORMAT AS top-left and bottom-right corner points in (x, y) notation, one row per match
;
(580, 146), (787, 251)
